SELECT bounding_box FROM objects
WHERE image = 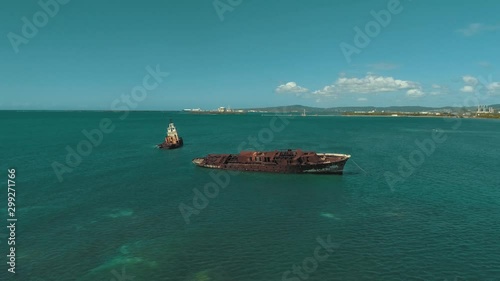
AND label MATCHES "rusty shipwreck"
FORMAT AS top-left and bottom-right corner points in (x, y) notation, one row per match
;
(192, 149), (351, 174)
(157, 119), (183, 149)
